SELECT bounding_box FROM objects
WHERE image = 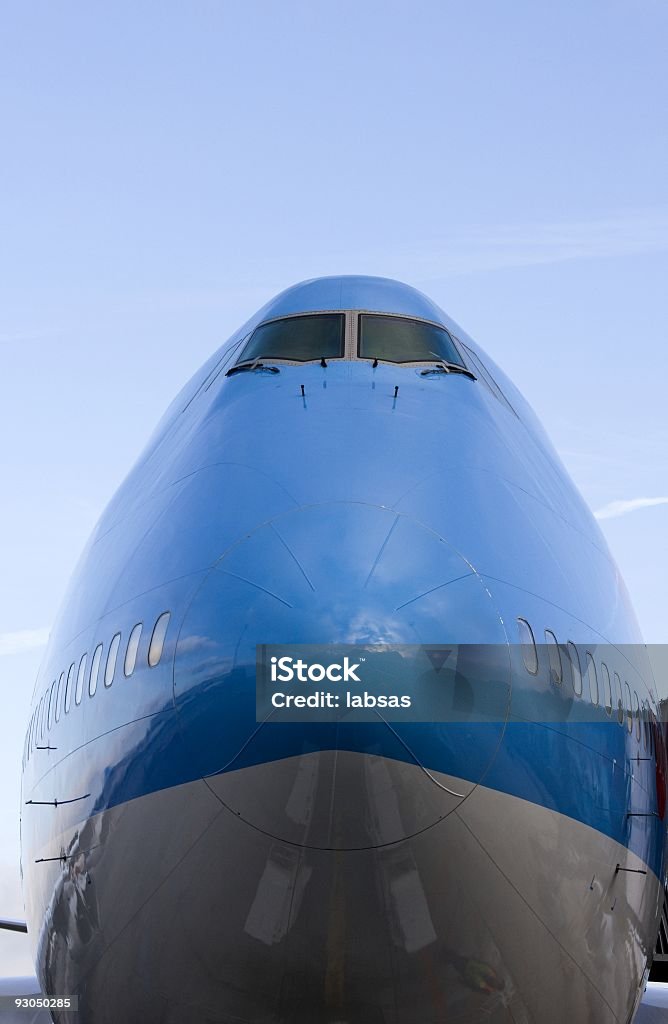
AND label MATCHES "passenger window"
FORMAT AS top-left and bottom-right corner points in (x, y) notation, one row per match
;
(600, 662), (612, 715)
(545, 630), (562, 685)
(358, 314), (465, 366)
(36, 697), (44, 744)
(586, 653), (598, 705)
(105, 633), (121, 687)
(614, 672), (624, 725)
(624, 681), (633, 733)
(89, 644), (103, 697)
(148, 611), (171, 668)
(125, 623), (143, 677)
(75, 653), (88, 706)
(567, 643), (582, 697)
(517, 618), (538, 674)
(64, 662), (75, 714)
(55, 672), (64, 723)
(643, 702), (650, 750)
(237, 313), (345, 365)
(47, 680), (56, 730)
(634, 692), (641, 741)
